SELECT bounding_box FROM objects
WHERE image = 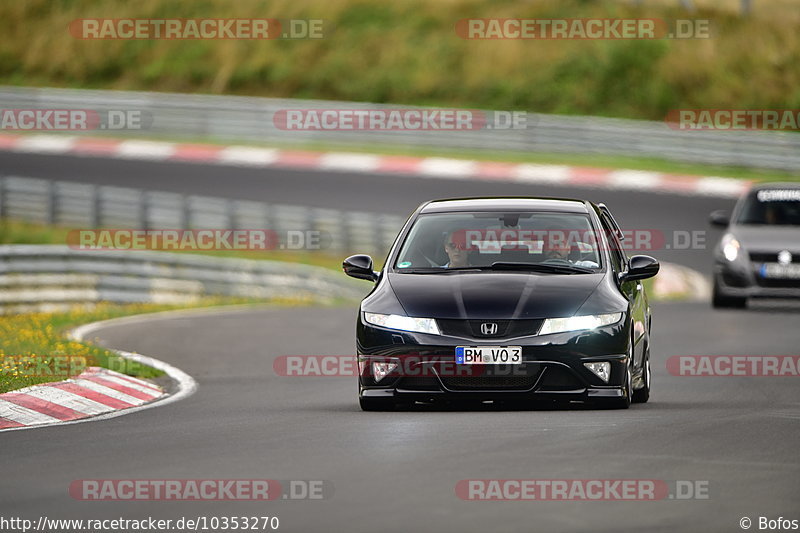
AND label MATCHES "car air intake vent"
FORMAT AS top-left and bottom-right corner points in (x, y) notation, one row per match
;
(749, 252), (778, 263)
(440, 366), (543, 390)
(437, 319), (544, 338)
(537, 366), (584, 391)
